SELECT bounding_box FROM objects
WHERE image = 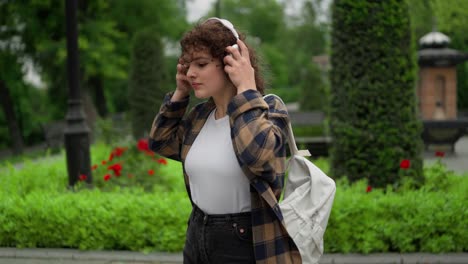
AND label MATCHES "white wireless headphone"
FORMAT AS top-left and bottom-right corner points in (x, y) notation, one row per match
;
(203, 17), (239, 50)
